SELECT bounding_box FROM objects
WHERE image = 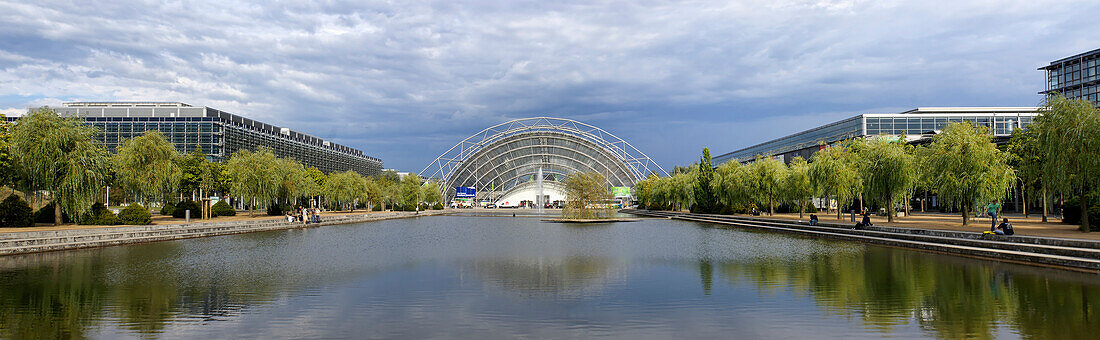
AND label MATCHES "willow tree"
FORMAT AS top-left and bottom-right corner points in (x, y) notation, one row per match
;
(671, 170), (696, 211)
(1034, 94), (1100, 231)
(857, 138), (917, 222)
(712, 158), (748, 212)
(114, 130), (181, 205)
(1005, 126), (1045, 220)
(745, 156), (787, 215)
(922, 122), (1015, 226)
(810, 143), (862, 219)
(226, 147), (279, 216)
(269, 157), (309, 206)
(420, 180), (443, 205)
(0, 113), (14, 188)
(398, 174), (423, 208)
(324, 170), (366, 211)
(10, 107), (110, 225)
(562, 171), (613, 219)
(784, 156), (814, 219)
